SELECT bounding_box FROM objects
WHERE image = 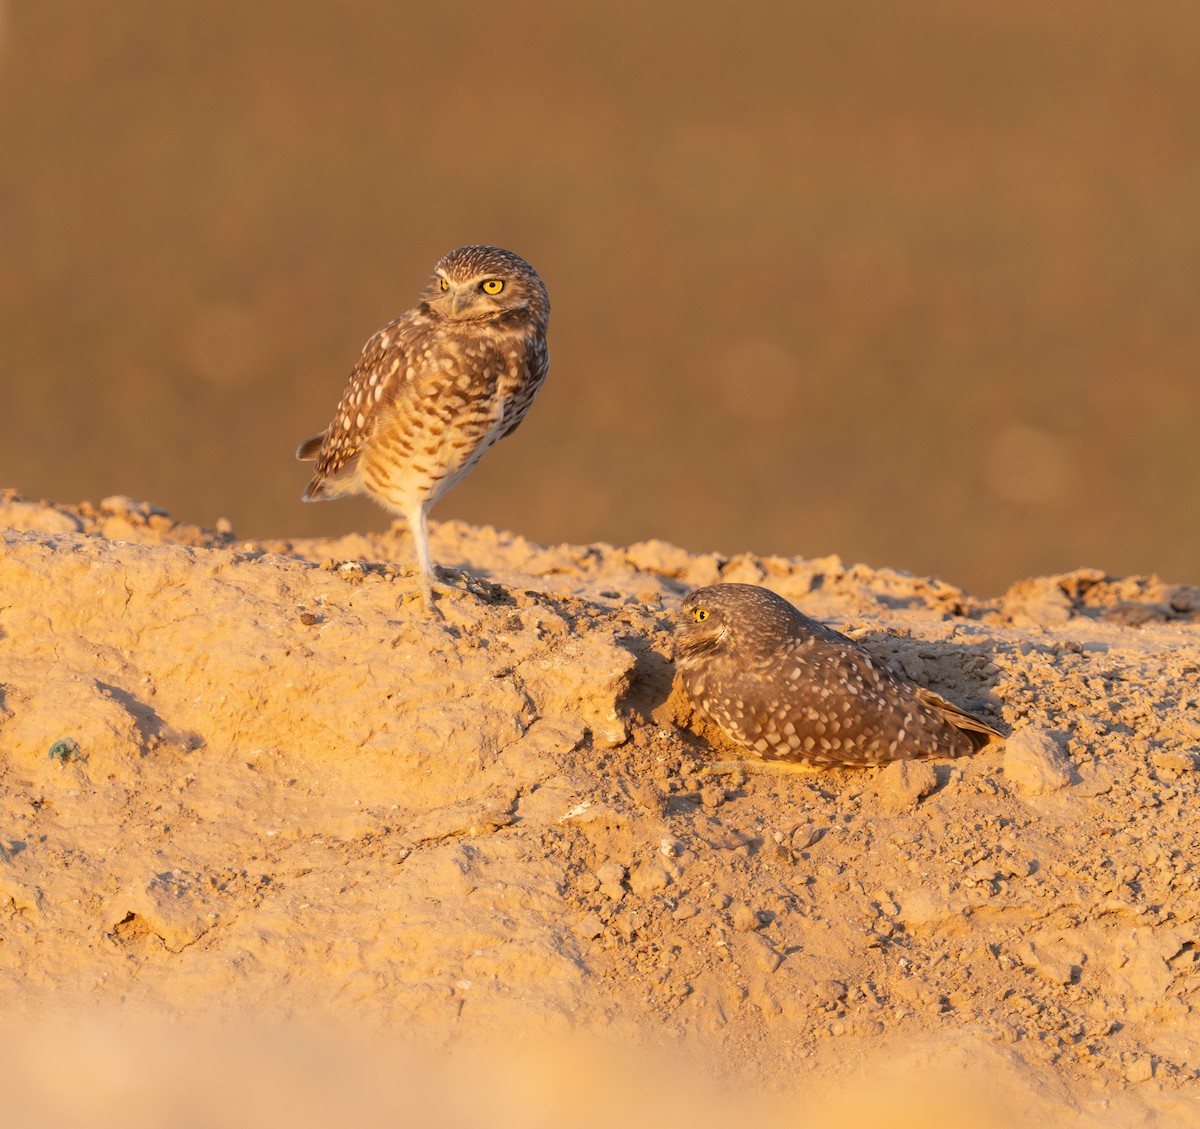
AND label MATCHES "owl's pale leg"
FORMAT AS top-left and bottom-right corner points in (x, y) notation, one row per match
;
(408, 504), (438, 614)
